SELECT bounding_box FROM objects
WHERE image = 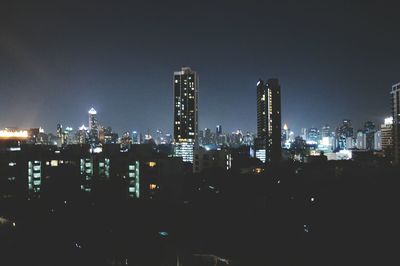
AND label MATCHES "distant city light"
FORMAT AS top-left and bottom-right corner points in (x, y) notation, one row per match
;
(321, 137), (330, 146)
(90, 147), (103, 153)
(158, 231), (169, 237)
(303, 224), (311, 233)
(0, 129), (28, 139)
(384, 117), (393, 125)
(88, 107), (97, 115)
(79, 125), (87, 131)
